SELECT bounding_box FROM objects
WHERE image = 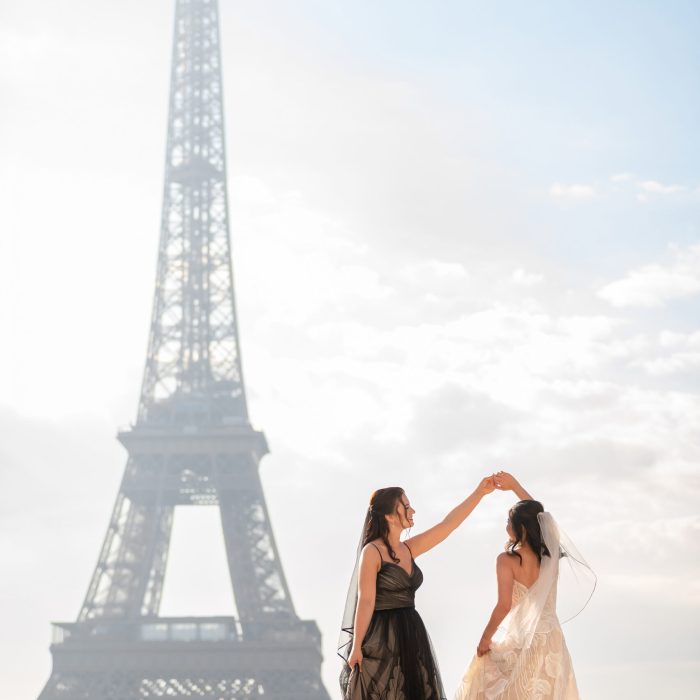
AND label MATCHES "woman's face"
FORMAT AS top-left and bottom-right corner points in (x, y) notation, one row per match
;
(392, 493), (415, 530)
